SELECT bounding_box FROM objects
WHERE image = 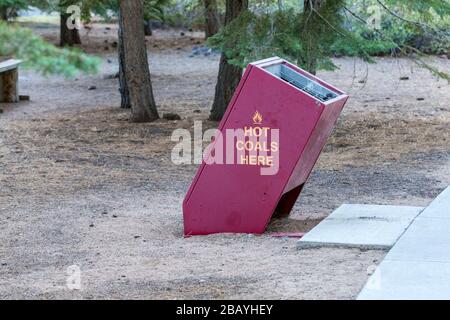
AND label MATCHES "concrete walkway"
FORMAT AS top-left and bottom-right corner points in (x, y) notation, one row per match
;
(297, 204), (423, 249)
(358, 186), (450, 300)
